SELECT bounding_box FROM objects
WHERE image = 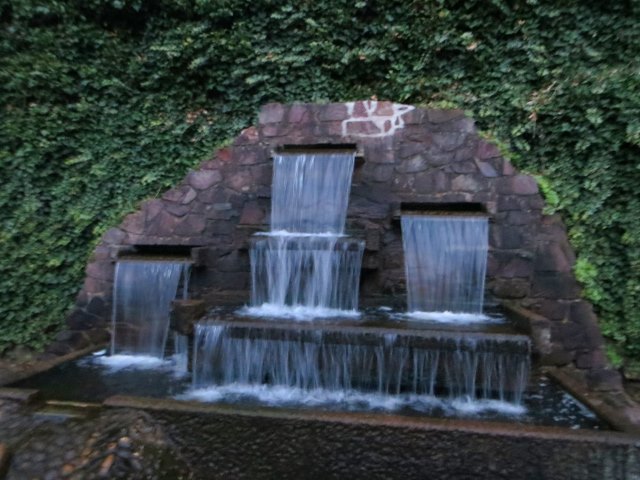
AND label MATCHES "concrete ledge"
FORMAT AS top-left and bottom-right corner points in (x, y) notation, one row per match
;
(549, 367), (640, 434)
(0, 443), (10, 480)
(0, 388), (41, 404)
(104, 394), (640, 480)
(199, 316), (531, 354)
(0, 344), (105, 387)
